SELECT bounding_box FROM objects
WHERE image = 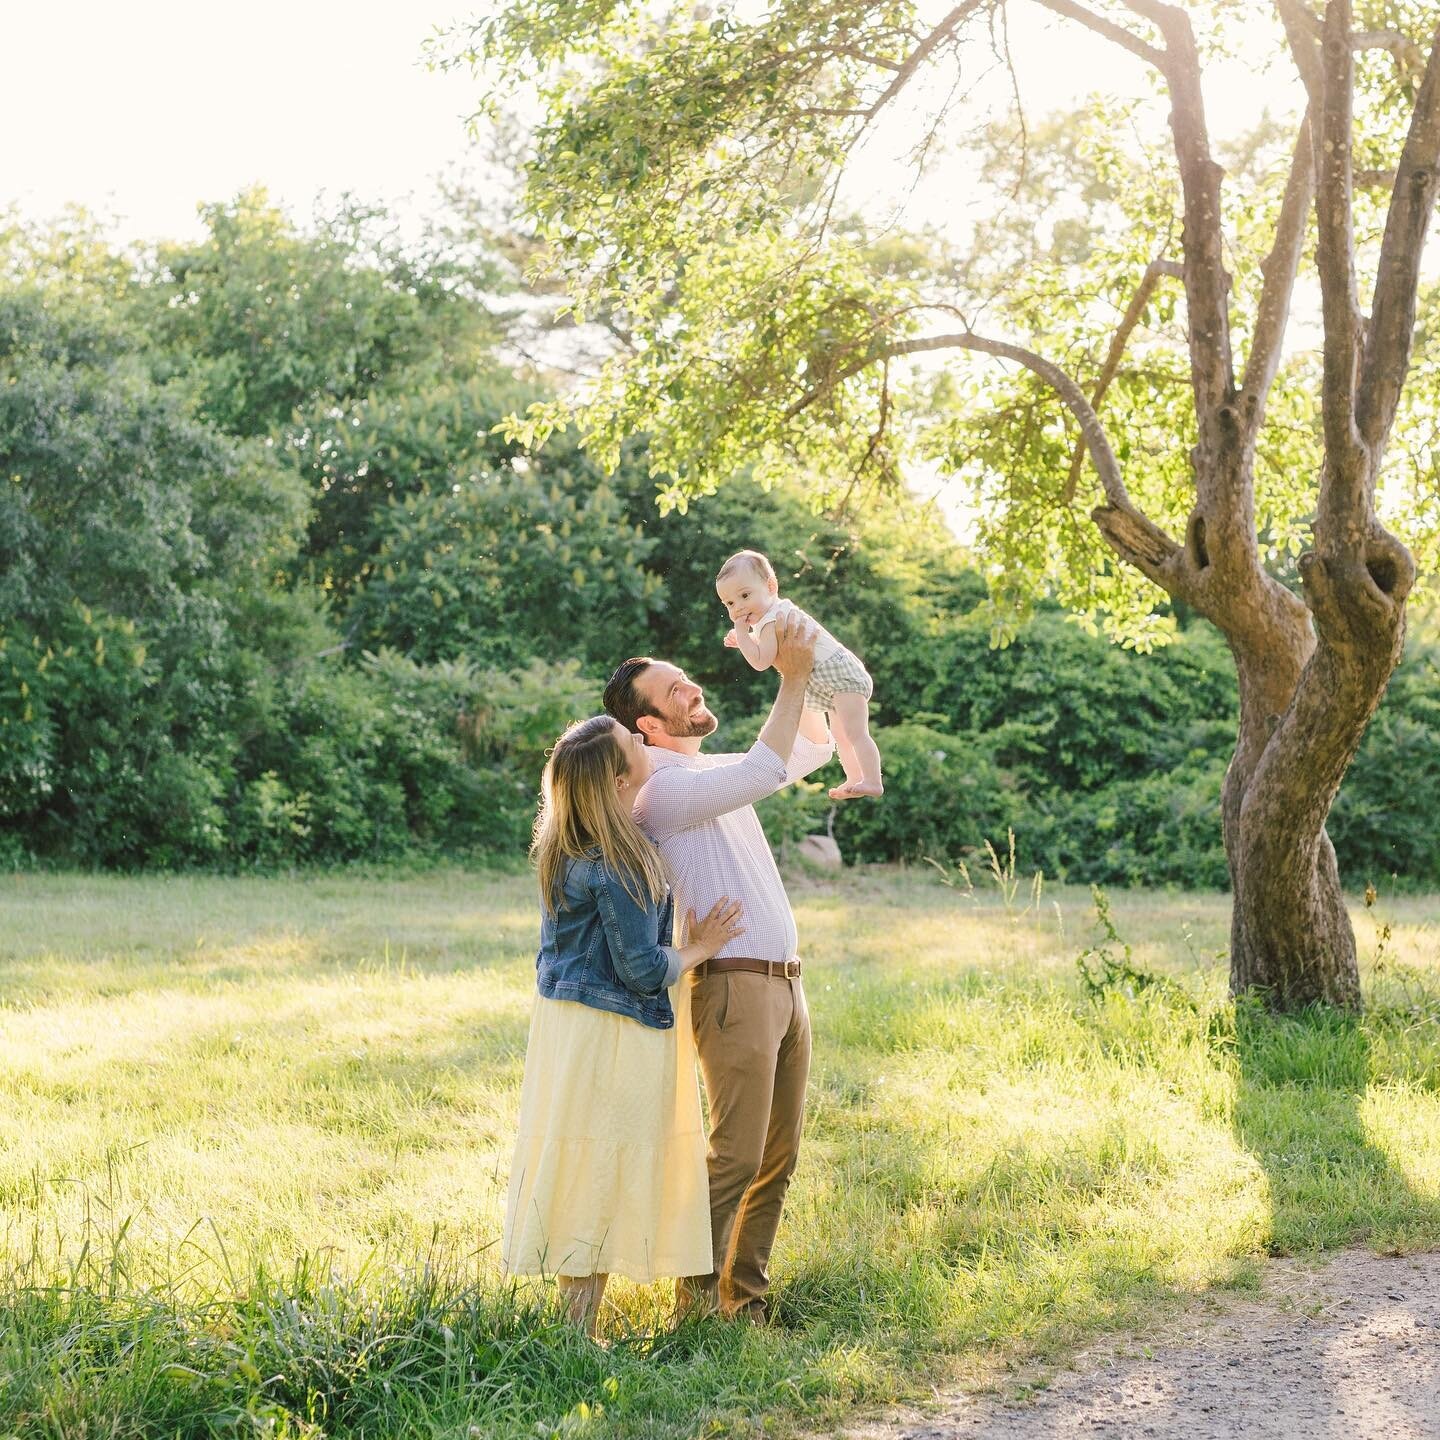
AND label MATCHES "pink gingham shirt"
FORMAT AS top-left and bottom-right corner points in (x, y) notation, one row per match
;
(634, 735), (835, 963)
